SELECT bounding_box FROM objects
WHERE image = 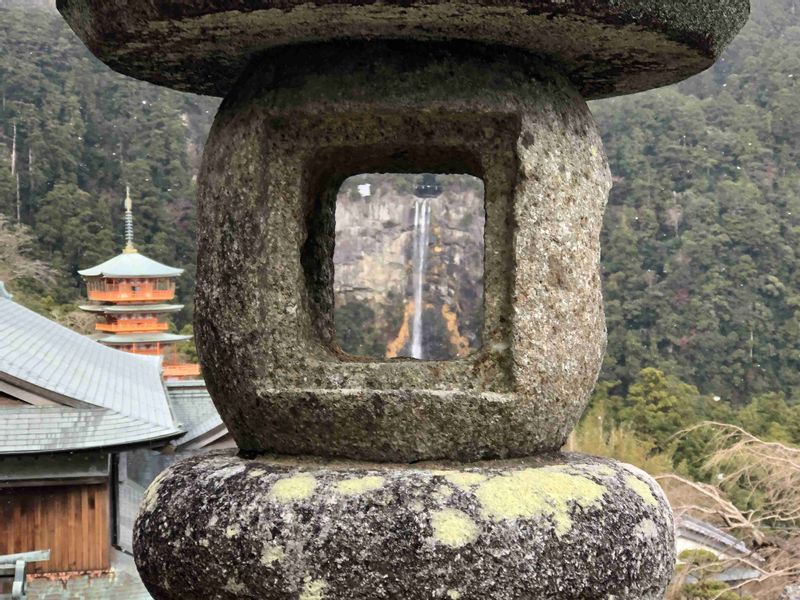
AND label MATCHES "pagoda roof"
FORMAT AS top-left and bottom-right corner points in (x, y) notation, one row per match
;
(80, 304), (184, 314)
(78, 251), (183, 278)
(0, 295), (182, 454)
(97, 332), (192, 345)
